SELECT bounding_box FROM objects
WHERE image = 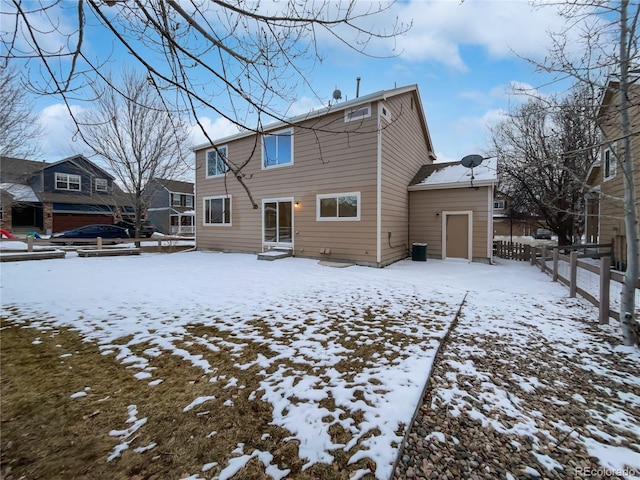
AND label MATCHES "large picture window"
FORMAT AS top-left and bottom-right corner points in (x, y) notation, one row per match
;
(207, 146), (228, 177)
(203, 196), (231, 225)
(316, 192), (360, 221)
(262, 129), (293, 168)
(55, 172), (81, 191)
